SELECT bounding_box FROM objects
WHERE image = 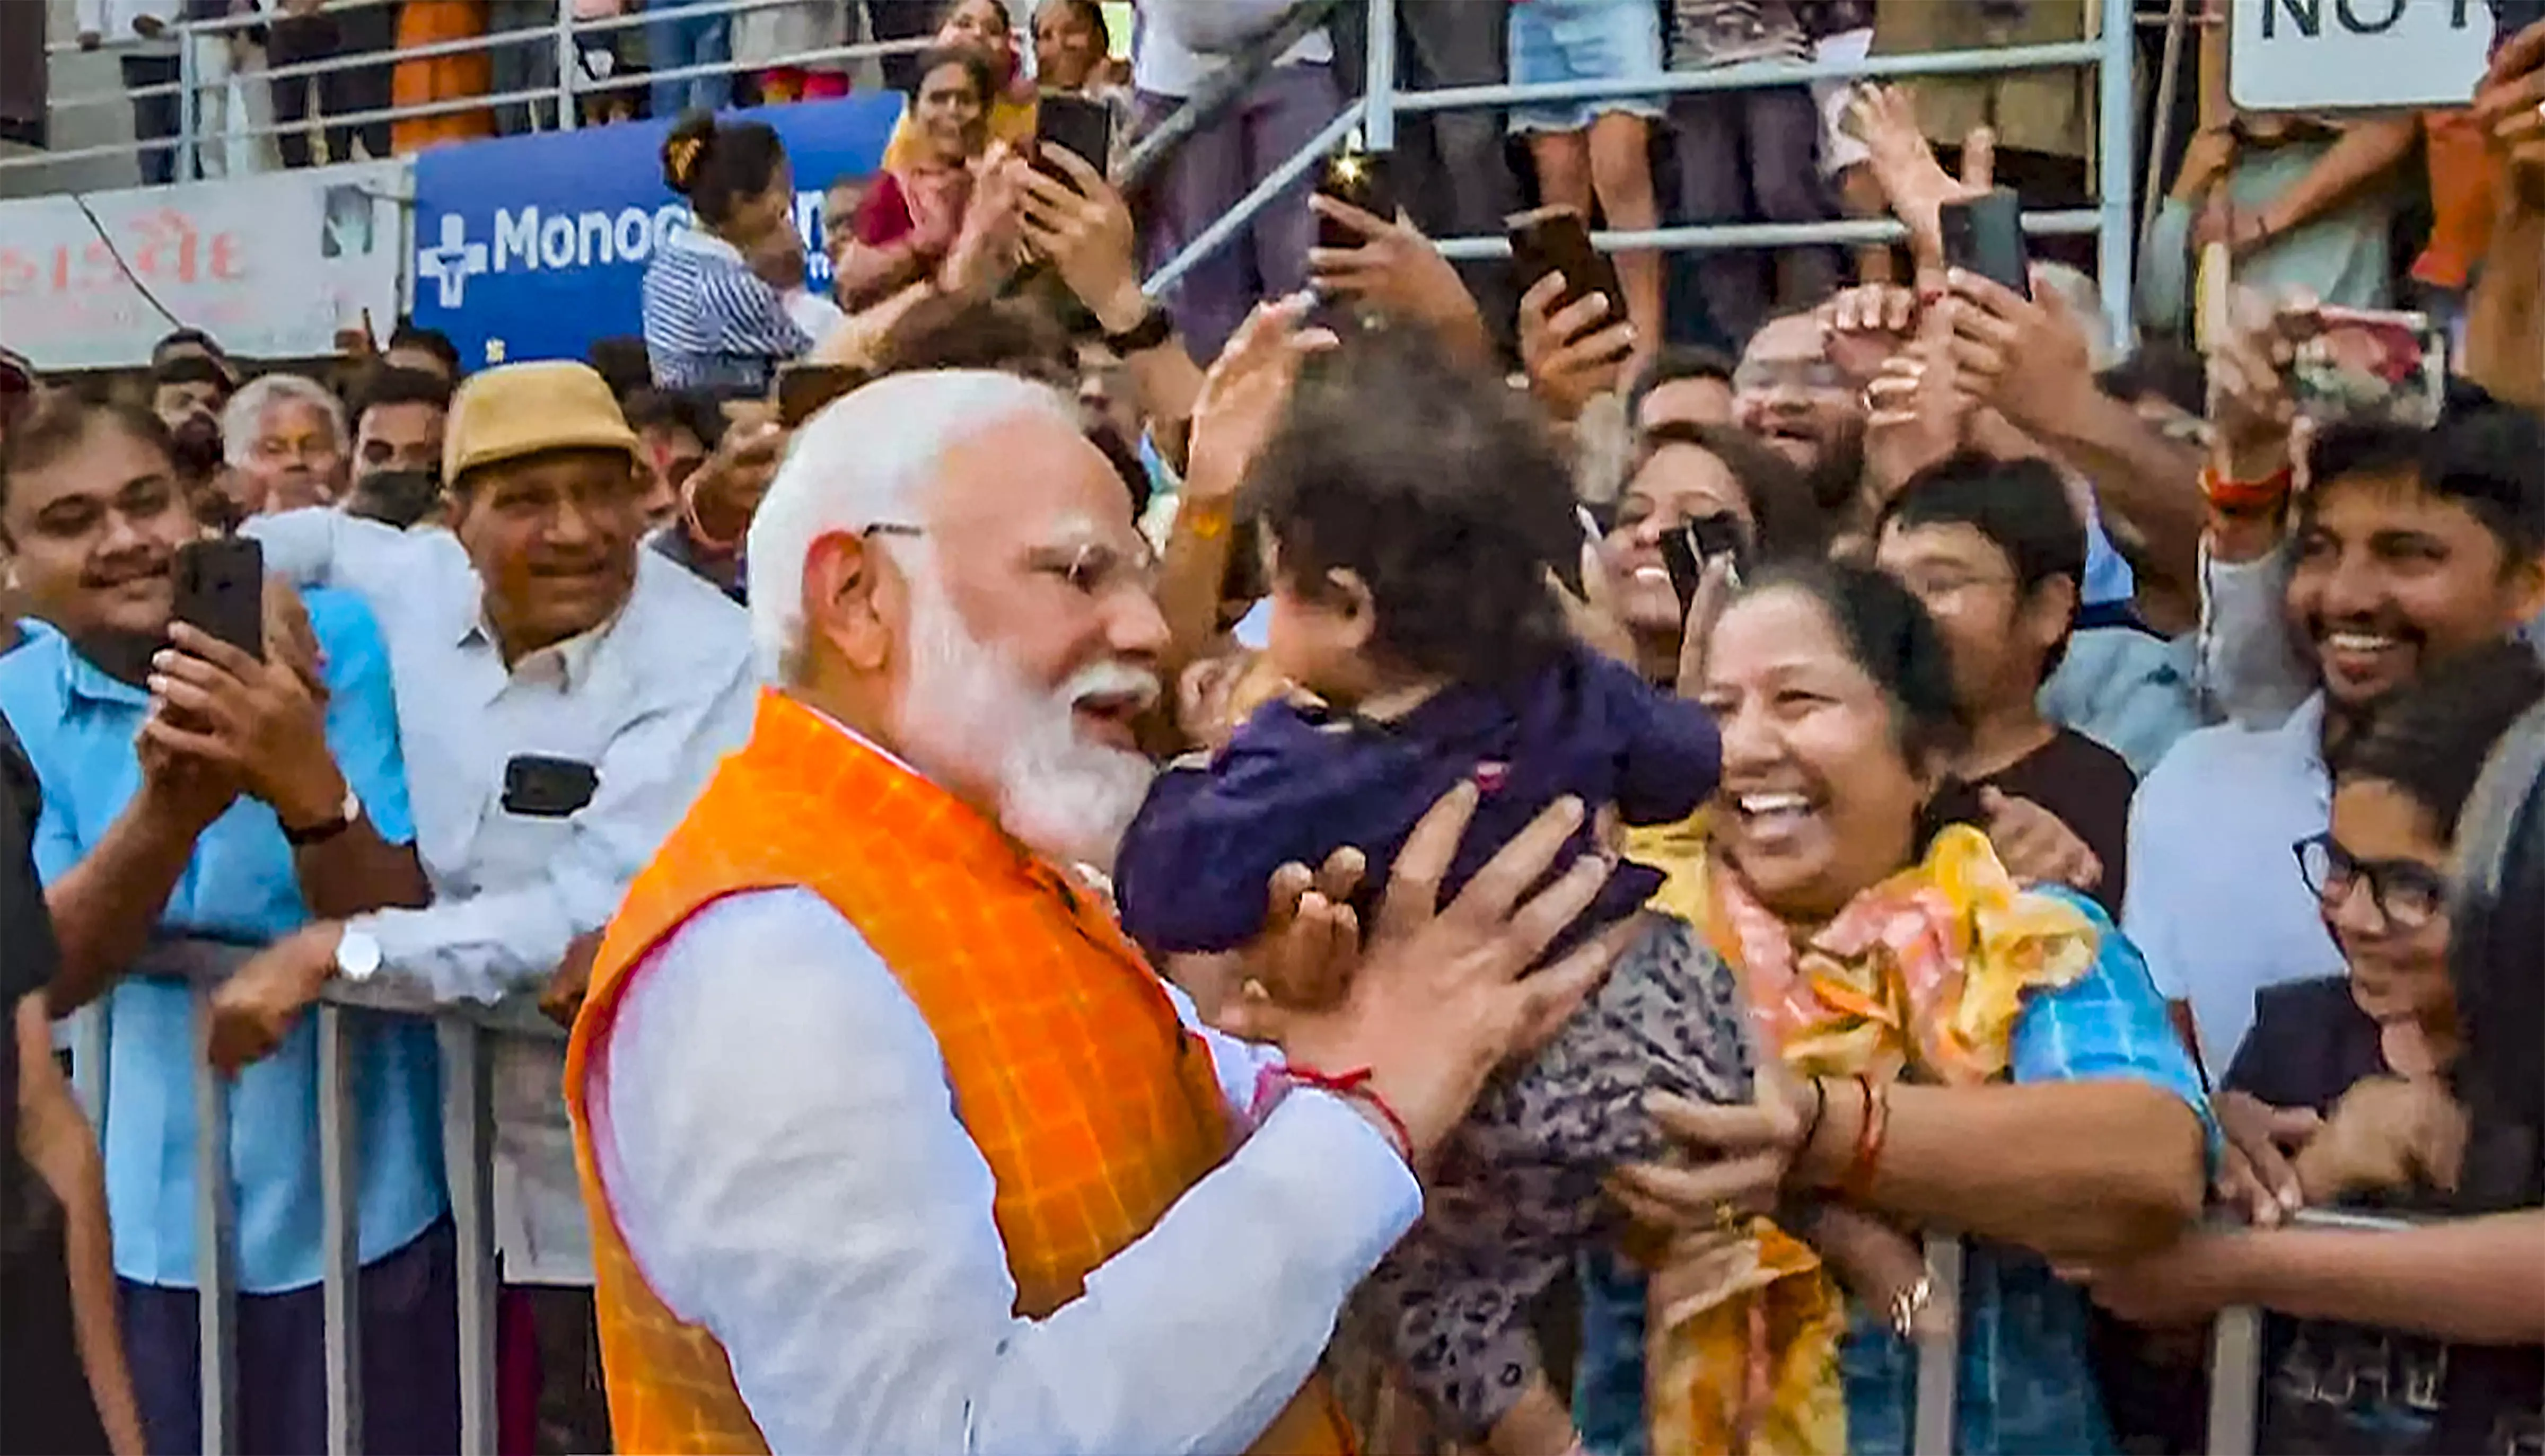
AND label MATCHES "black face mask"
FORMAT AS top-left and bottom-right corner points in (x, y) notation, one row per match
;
(169, 411), (223, 480)
(346, 467), (442, 530)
